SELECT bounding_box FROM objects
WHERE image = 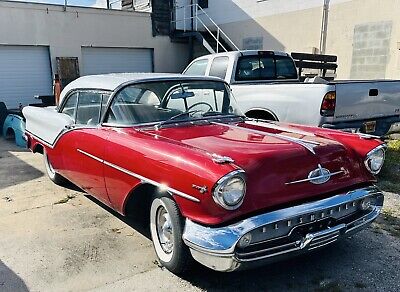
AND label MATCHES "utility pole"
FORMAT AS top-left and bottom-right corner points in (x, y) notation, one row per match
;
(319, 0), (330, 55)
